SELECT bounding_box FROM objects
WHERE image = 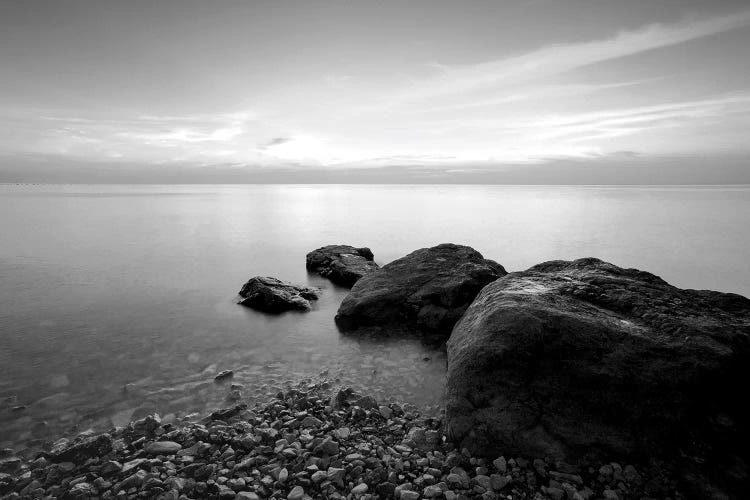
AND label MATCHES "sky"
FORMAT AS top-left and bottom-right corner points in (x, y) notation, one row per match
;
(1, 0), (750, 183)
